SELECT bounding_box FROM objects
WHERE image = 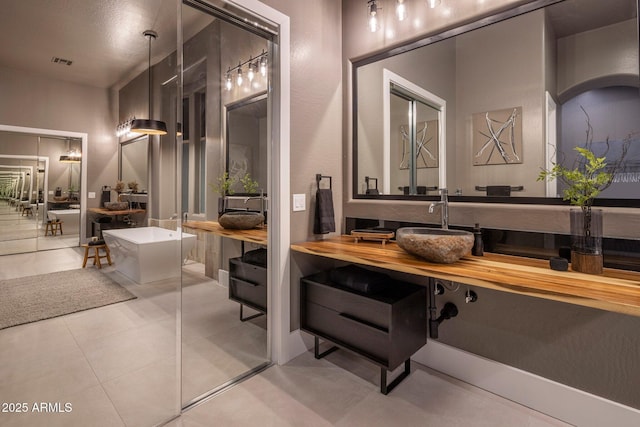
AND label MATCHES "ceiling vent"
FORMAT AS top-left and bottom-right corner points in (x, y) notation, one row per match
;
(51, 56), (73, 66)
